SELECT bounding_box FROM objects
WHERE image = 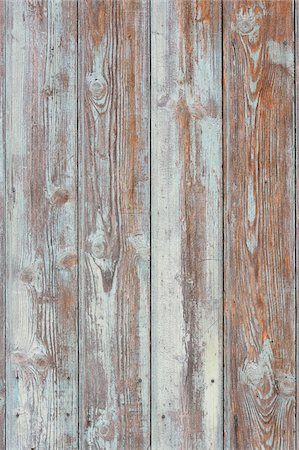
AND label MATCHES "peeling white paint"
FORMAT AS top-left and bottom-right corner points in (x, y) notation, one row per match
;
(267, 40), (293, 74)
(247, 176), (256, 224)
